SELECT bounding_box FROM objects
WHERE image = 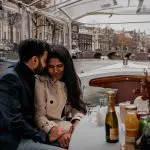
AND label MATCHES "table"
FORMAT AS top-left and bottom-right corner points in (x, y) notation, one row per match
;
(68, 117), (121, 150)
